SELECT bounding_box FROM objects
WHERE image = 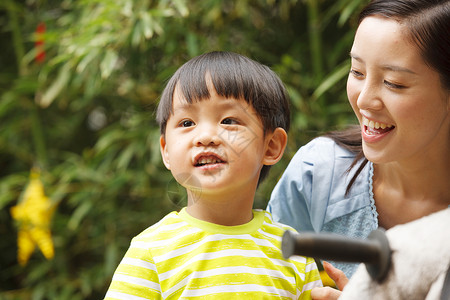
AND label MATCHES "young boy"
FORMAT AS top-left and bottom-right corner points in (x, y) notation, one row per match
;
(105, 51), (322, 299)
